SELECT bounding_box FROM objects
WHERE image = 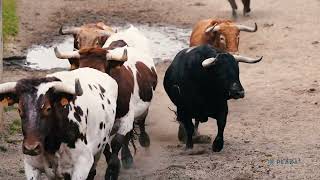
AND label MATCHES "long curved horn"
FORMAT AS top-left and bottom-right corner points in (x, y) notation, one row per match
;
(52, 79), (82, 96)
(106, 48), (128, 62)
(0, 82), (17, 94)
(202, 57), (217, 68)
(205, 23), (220, 33)
(54, 47), (80, 59)
(233, 55), (263, 63)
(235, 22), (258, 32)
(59, 26), (81, 35)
